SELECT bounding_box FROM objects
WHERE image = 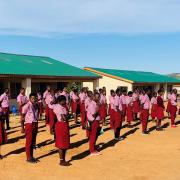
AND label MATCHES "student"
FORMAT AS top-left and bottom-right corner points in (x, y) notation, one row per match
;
(37, 92), (43, 120)
(47, 90), (56, 134)
(114, 89), (123, 141)
(120, 90), (127, 122)
(132, 89), (140, 120)
(0, 88), (10, 130)
(99, 90), (107, 126)
(109, 90), (116, 129)
(53, 95), (71, 166)
(156, 90), (165, 131)
(79, 87), (88, 129)
(60, 87), (70, 108)
(169, 89), (178, 128)
(86, 92), (101, 156)
(166, 91), (172, 117)
(71, 89), (80, 124)
(151, 92), (158, 122)
(126, 91), (134, 128)
(43, 86), (51, 125)
(22, 93), (39, 163)
(0, 105), (7, 159)
(17, 88), (29, 133)
(140, 89), (151, 135)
